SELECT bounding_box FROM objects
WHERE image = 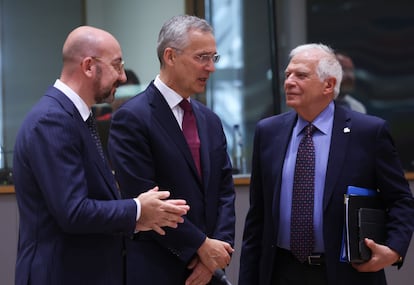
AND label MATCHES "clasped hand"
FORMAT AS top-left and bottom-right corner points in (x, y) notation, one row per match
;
(185, 237), (234, 285)
(135, 186), (189, 235)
